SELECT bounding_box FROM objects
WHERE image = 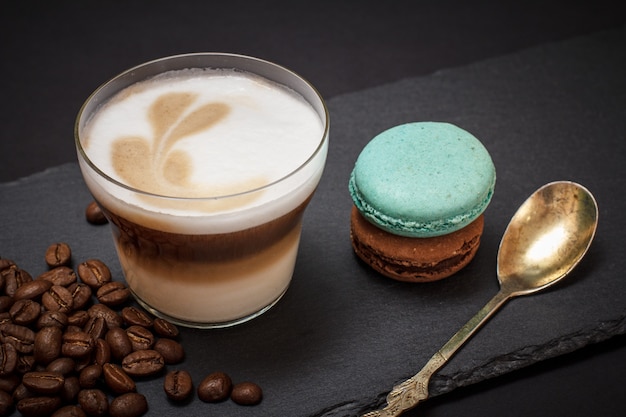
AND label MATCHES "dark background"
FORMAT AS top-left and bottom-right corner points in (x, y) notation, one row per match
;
(2, 1), (625, 416)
